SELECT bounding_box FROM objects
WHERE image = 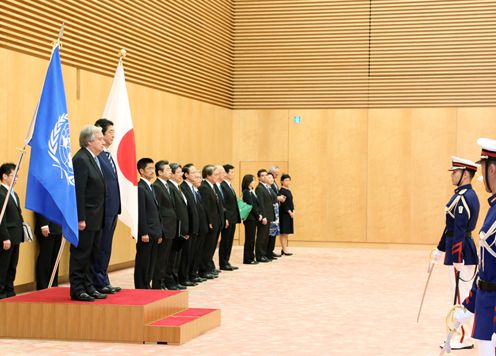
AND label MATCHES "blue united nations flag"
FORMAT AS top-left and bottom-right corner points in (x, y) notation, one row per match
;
(25, 44), (79, 246)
